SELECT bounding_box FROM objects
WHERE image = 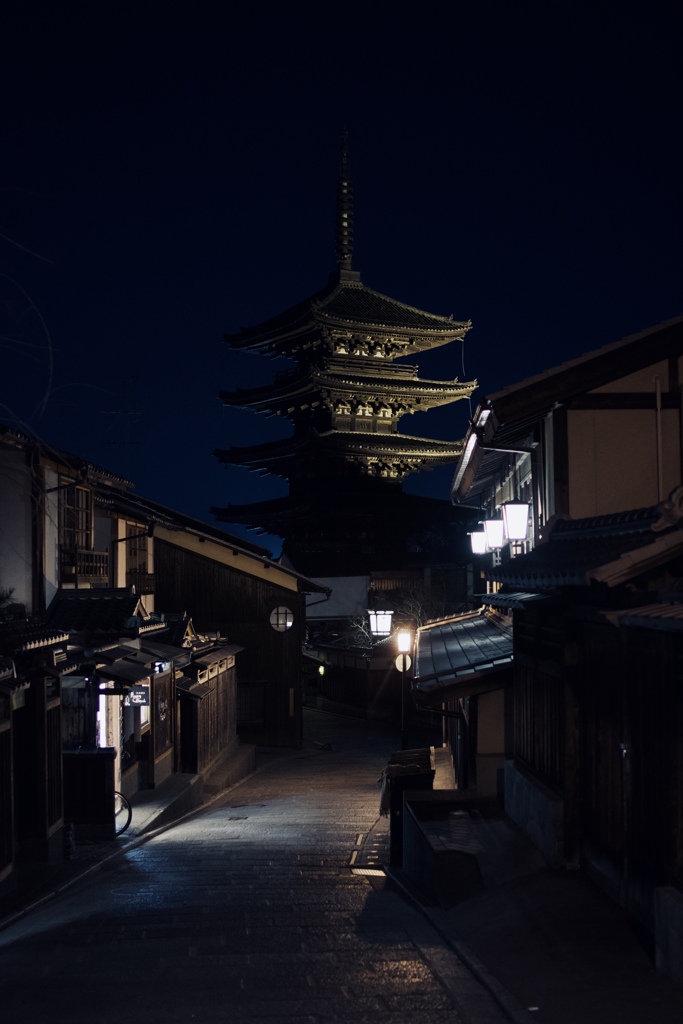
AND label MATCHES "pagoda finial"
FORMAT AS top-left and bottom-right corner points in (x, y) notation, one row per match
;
(335, 129), (354, 271)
